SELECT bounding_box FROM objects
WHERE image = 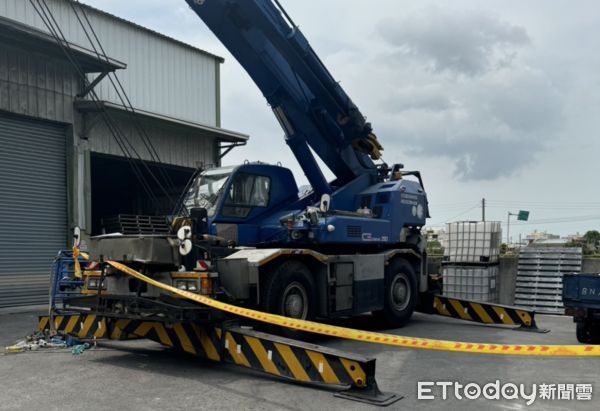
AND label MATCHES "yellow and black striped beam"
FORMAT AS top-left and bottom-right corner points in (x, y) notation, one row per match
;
(38, 314), (108, 339)
(67, 315), (399, 405)
(111, 319), (222, 361)
(140, 322), (399, 405)
(421, 296), (547, 332)
(37, 313), (399, 405)
(220, 326), (373, 389)
(118, 320), (378, 391)
(216, 327), (400, 405)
